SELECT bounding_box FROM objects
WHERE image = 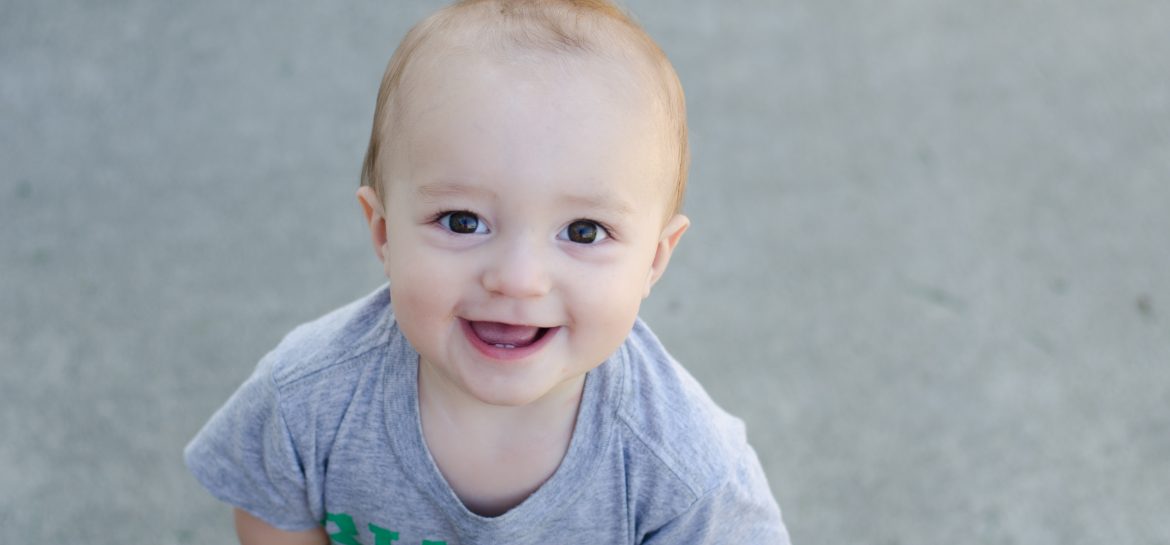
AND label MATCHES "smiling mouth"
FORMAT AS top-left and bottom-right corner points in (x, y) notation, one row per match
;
(461, 319), (559, 360)
(469, 321), (550, 348)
